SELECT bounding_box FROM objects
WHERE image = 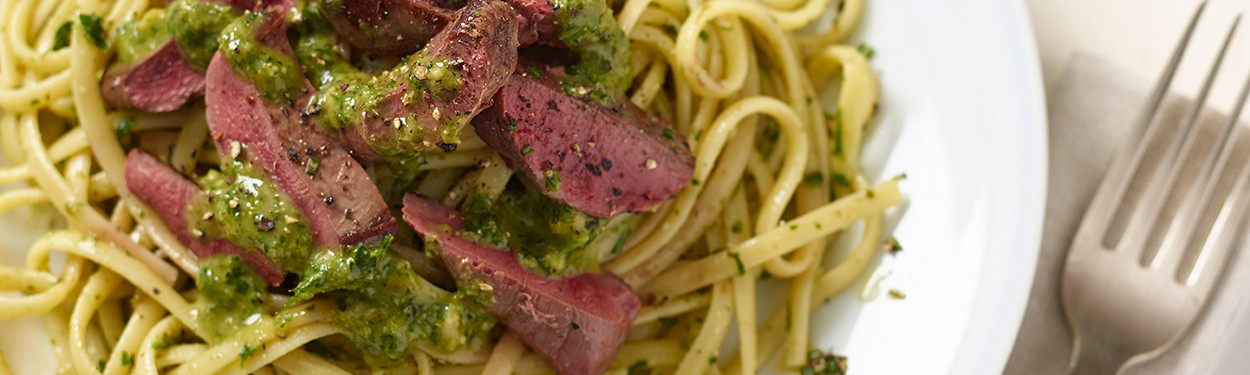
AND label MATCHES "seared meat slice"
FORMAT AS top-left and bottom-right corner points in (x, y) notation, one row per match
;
(336, 0), (518, 160)
(402, 193), (639, 375)
(102, 42), (207, 112)
(205, 6), (395, 246)
(318, 0), (456, 56)
(504, 0), (557, 46)
(318, 0), (552, 56)
(124, 150), (286, 285)
(101, 0), (268, 112)
(473, 64), (695, 218)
